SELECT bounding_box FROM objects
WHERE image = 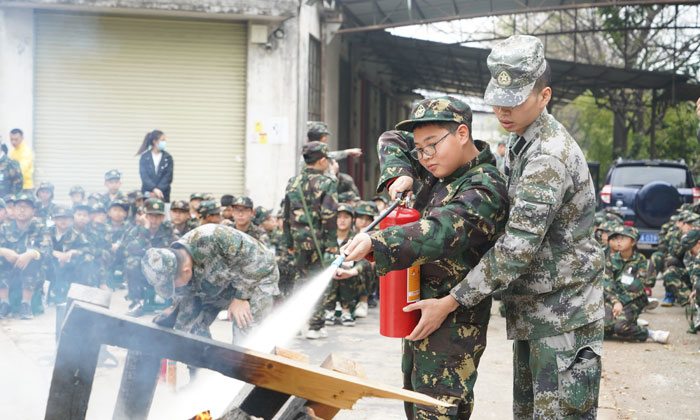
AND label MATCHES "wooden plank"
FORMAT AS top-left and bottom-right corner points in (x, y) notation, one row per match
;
(319, 354), (366, 378)
(274, 346), (310, 364)
(56, 303), (452, 411)
(112, 350), (161, 420)
(66, 283), (112, 308)
(45, 322), (102, 420)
